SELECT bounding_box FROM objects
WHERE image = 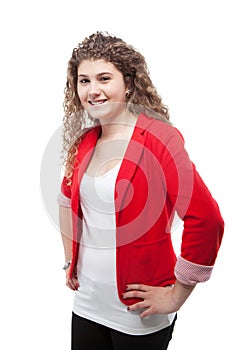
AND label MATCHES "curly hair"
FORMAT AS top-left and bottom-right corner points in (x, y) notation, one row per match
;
(62, 31), (170, 181)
